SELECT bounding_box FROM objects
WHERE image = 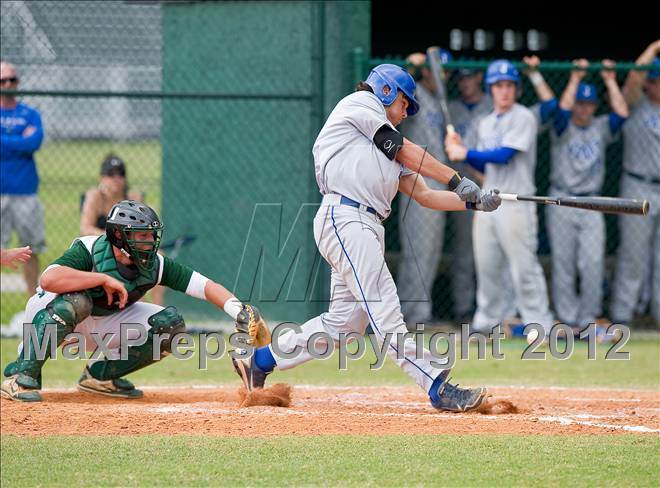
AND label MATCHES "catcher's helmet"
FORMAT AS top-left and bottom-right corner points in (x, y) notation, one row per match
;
(485, 59), (521, 88)
(106, 200), (163, 273)
(365, 64), (420, 116)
